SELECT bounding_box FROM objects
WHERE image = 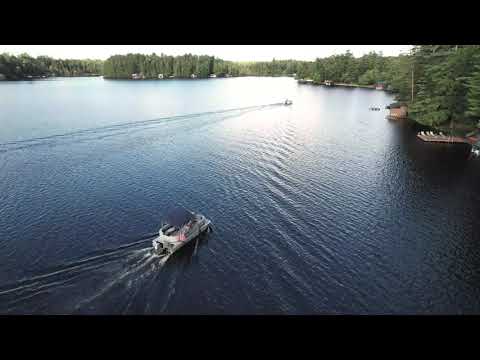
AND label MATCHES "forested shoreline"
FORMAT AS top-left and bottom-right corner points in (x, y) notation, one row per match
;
(0, 53), (103, 80)
(102, 53), (305, 79)
(2, 46), (480, 132)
